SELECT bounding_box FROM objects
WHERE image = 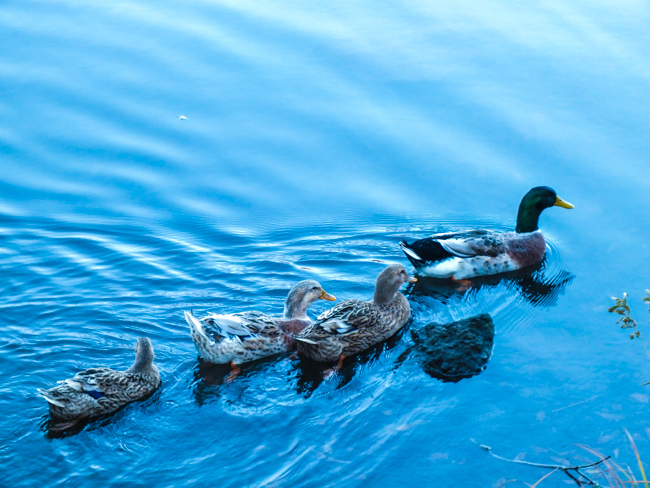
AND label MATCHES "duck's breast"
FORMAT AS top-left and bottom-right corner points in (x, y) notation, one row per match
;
(506, 231), (546, 268)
